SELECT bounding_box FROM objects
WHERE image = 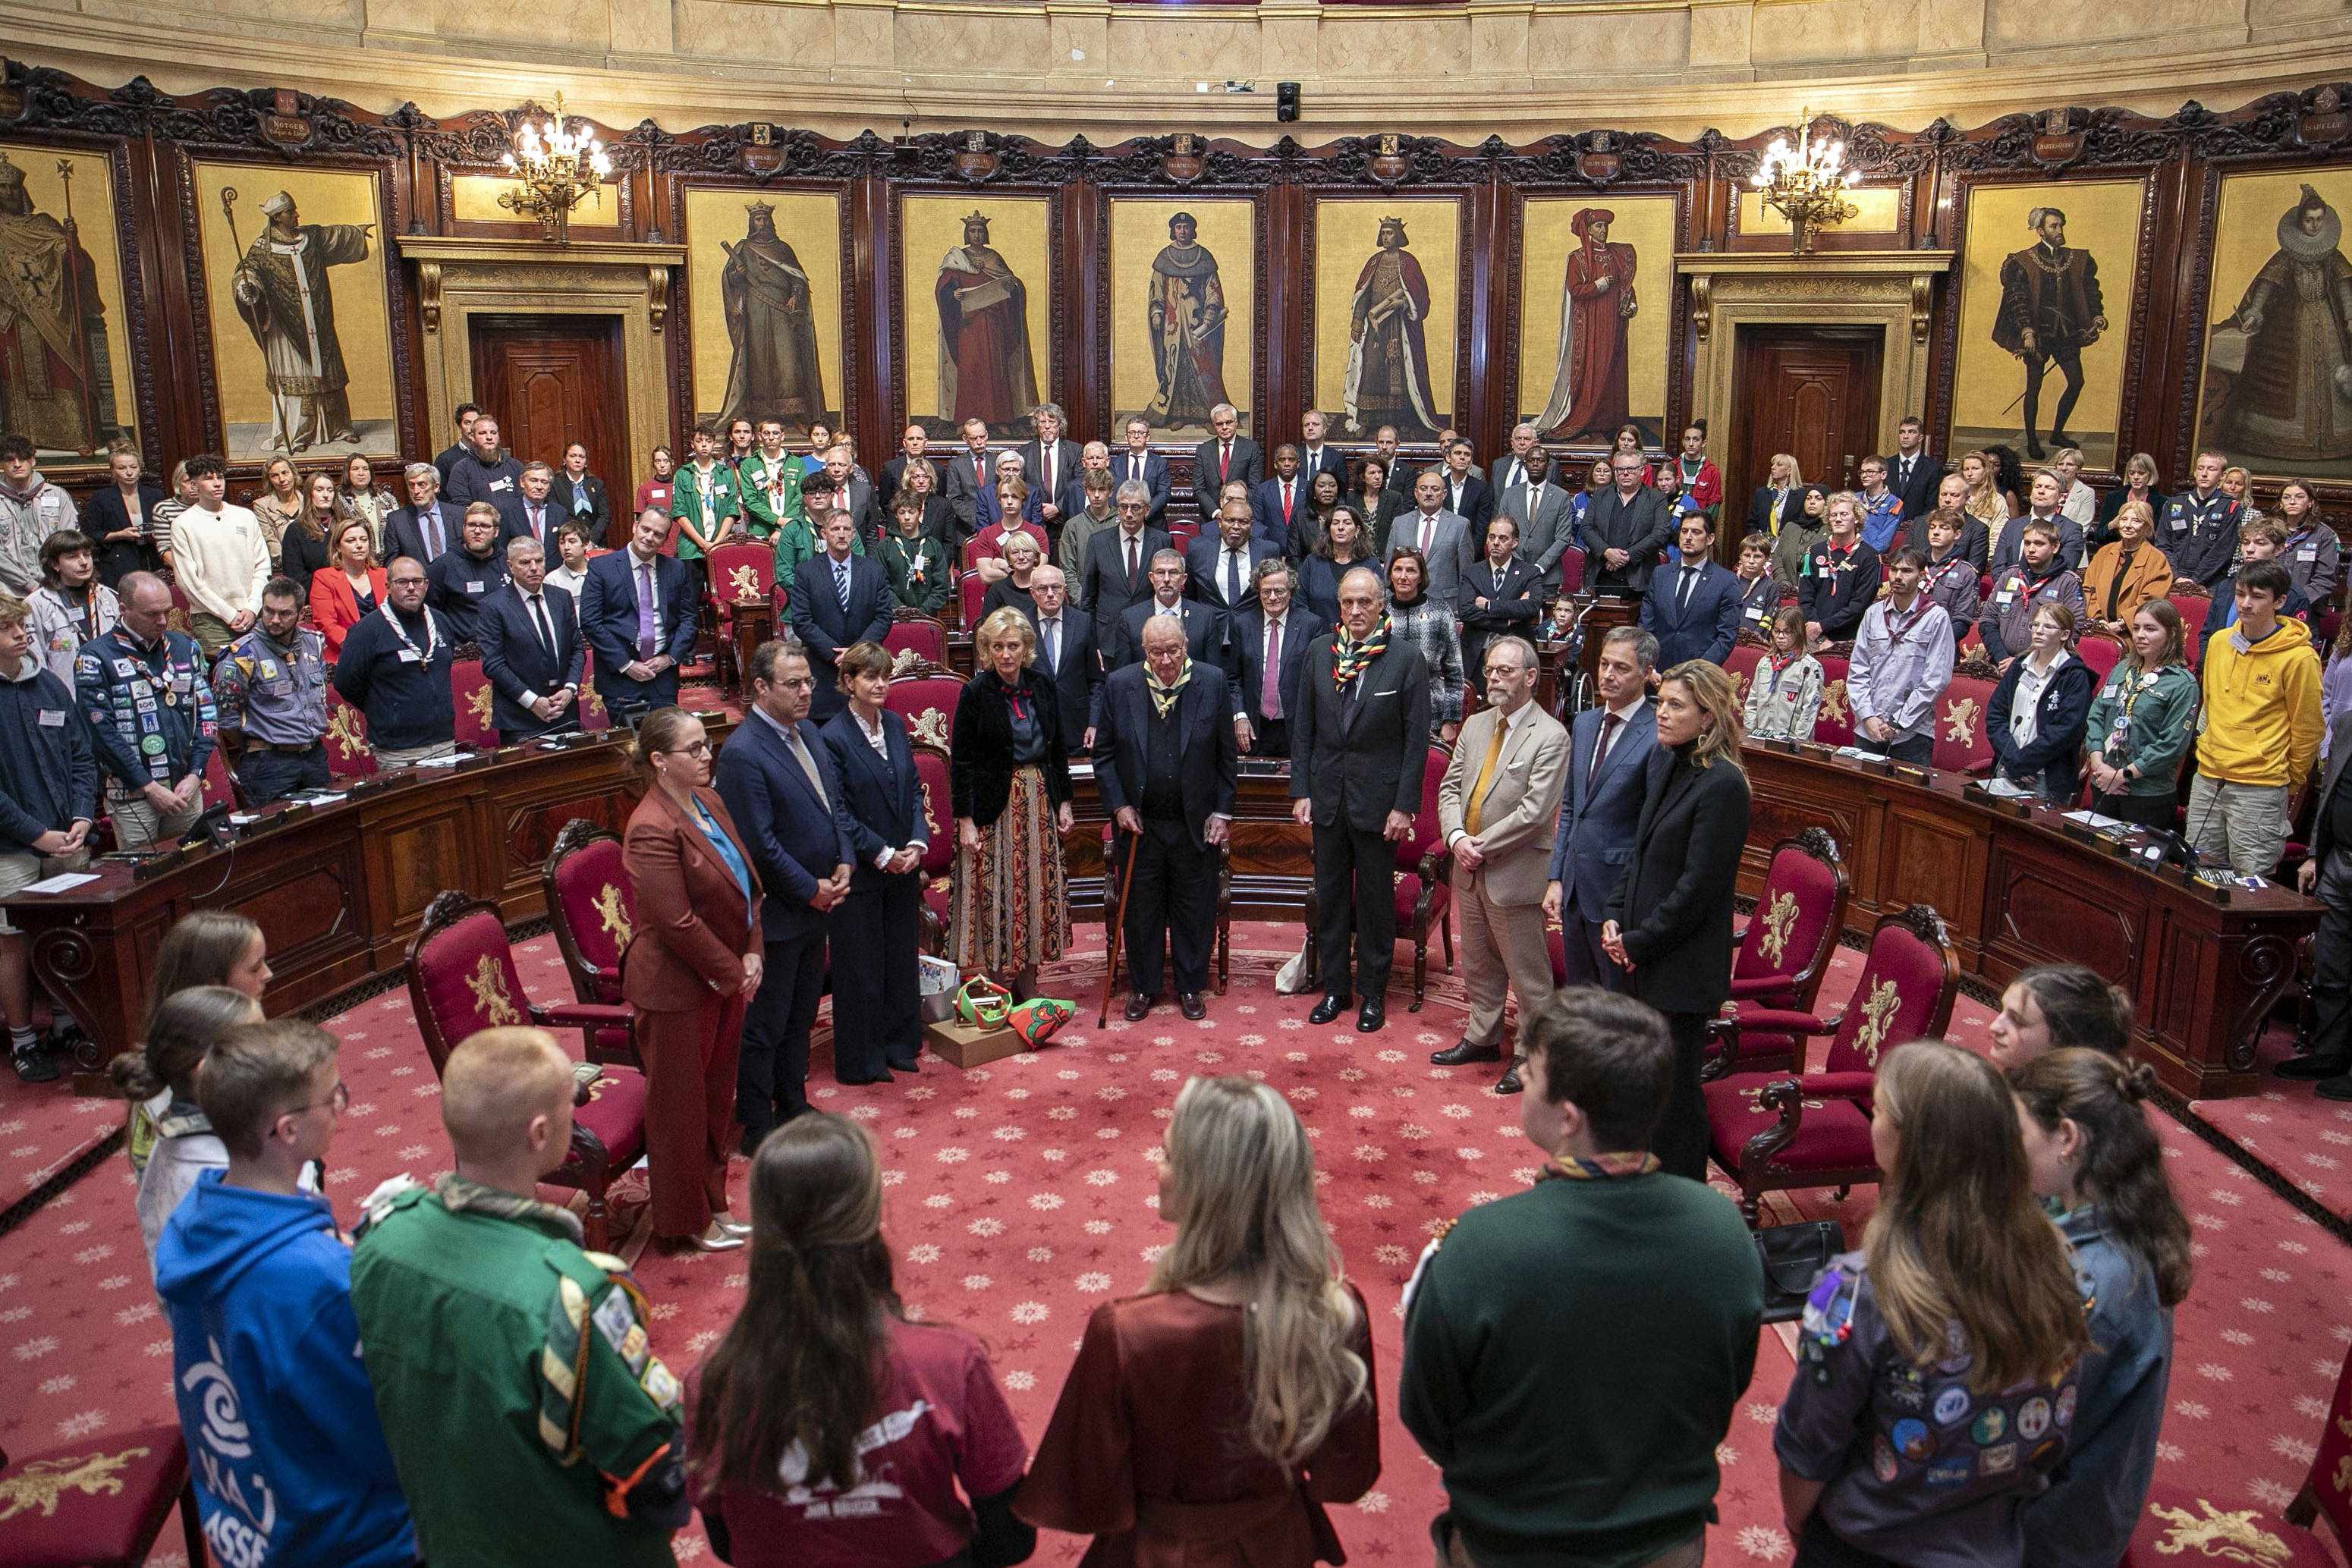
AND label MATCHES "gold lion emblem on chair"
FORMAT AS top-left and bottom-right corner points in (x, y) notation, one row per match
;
(0, 1445), (152, 1520)
(467, 954), (522, 1026)
(468, 682), (494, 727)
(728, 564), (763, 602)
(891, 647), (924, 676)
(1853, 977), (1902, 1066)
(593, 883), (632, 944)
(1819, 680), (1850, 727)
(2146, 1500), (2293, 1564)
(1757, 891), (1798, 966)
(1943, 697), (1981, 743)
(327, 701), (368, 762)
(907, 708), (951, 748)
